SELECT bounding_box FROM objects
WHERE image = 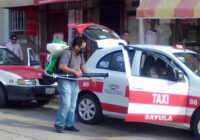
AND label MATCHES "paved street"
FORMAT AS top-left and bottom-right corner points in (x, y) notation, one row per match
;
(0, 97), (198, 140)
